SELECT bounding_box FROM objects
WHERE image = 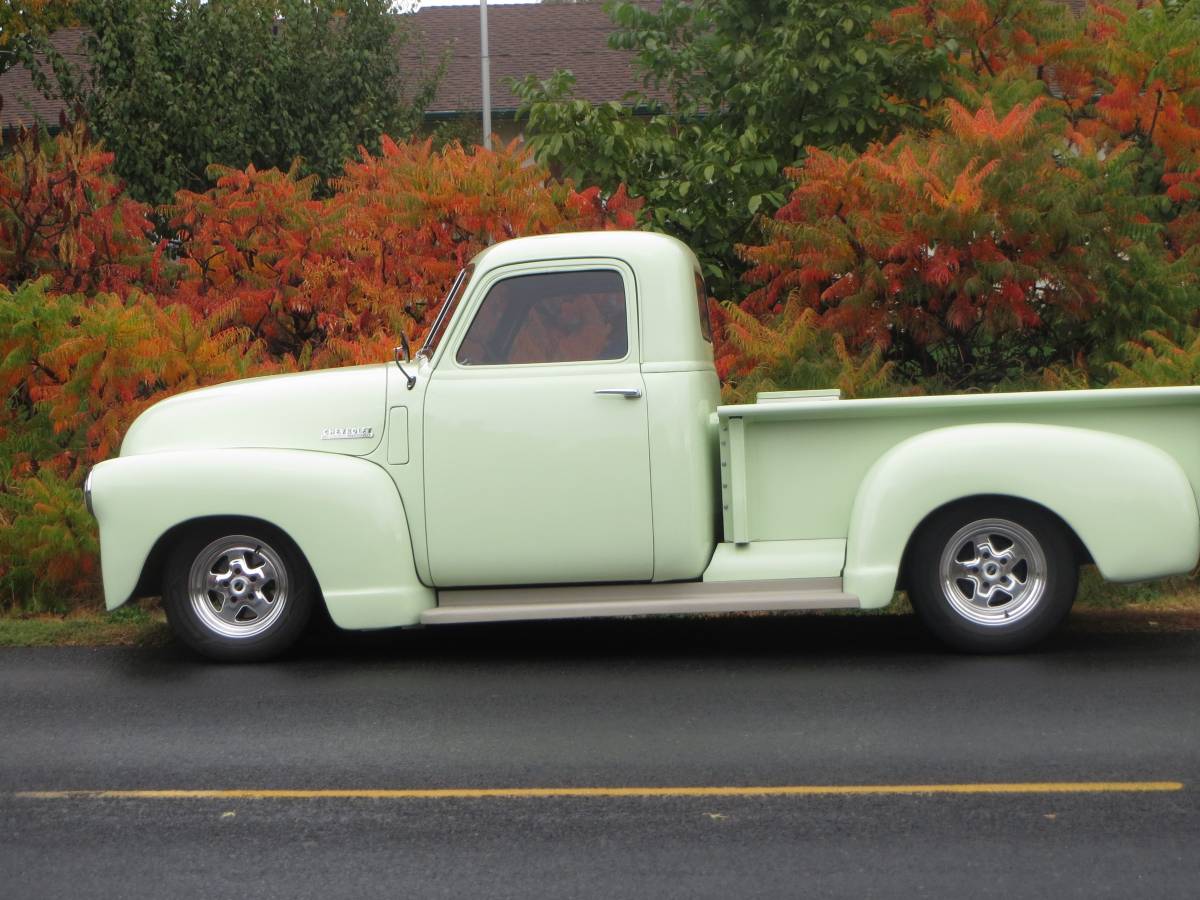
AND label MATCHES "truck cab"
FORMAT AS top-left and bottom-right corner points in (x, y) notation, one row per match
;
(406, 232), (720, 589)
